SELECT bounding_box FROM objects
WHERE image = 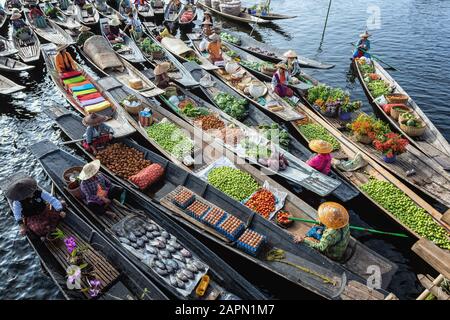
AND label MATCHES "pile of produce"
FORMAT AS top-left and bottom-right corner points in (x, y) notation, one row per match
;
(347, 114), (391, 140)
(240, 60), (263, 71)
(399, 112), (423, 128)
(236, 229), (266, 256)
(146, 121), (194, 160)
(298, 123), (340, 151)
(307, 85), (363, 116)
(207, 166), (260, 201)
(247, 46), (277, 59)
(258, 123), (290, 150)
(184, 53), (202, 65)
(367, 79), (392, 98)
(179, 100), (210, 118)
(139, 38), (162, 55)
(96, 143), (152, 179)
(244, 188), (276, 219)
(373, 132), (409, 157)
(213, 92), (248, 120)
(357, 59), (375, 74)
(220, 32), (240, 45)
(276, 211), (293, 228)
(361, 180), (450, 249)
(194, 114), (225, 131)
(217, 125), (244, 145)
(240, 138), (288, 171)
